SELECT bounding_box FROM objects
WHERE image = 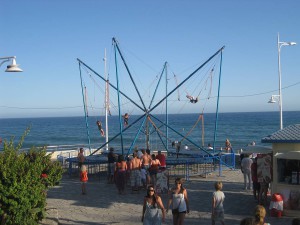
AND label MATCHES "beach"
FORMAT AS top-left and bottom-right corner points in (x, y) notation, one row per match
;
(40, 169), (295, 225)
